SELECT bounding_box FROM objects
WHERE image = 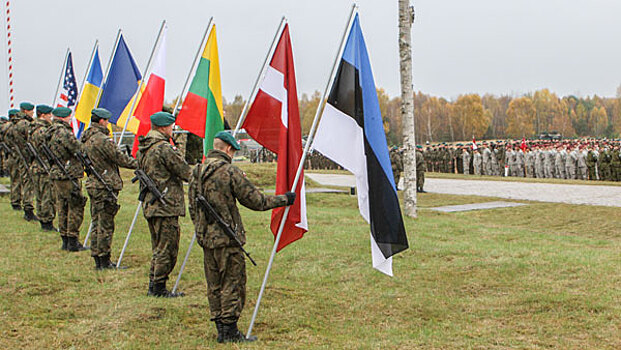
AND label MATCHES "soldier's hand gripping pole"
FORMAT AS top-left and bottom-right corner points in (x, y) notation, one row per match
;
(196, 194), (257, 266)
(131, 169), (167, 206)
(75, 151), (118, 200)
